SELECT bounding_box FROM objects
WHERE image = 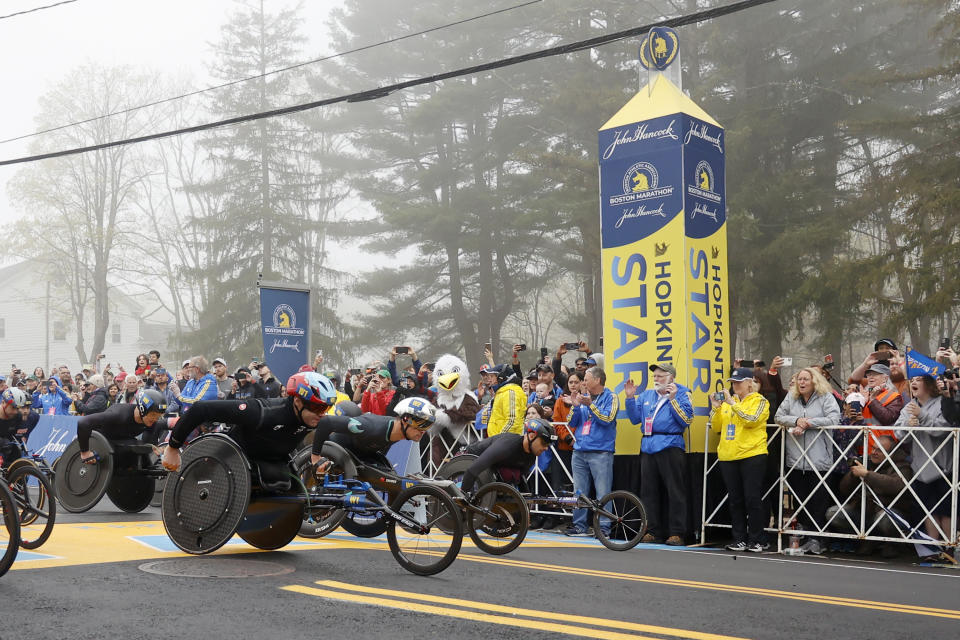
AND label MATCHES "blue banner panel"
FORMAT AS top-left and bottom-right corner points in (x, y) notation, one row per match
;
(25, 415), (79, 466)
(682, 115), (726, 239)
(599, 145), (684, 249)
(259, 286), (311, 385)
